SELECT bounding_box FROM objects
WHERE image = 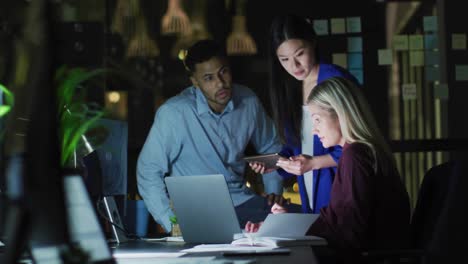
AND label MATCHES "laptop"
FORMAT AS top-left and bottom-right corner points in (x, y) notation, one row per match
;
(165, 174), (242, 244)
